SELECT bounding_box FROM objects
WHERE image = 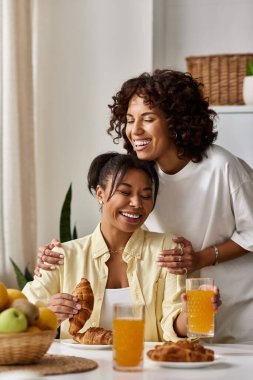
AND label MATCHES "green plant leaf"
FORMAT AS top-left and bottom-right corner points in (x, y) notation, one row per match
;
(24, 266), (34, 282)
(10, 183), (78, 286)
(60, 183), (72, 243)
(60, 184), (78, 242)
(9, 257), (29, 290)
(246, 60), (253, 76)
(72, 225), (78, 240)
